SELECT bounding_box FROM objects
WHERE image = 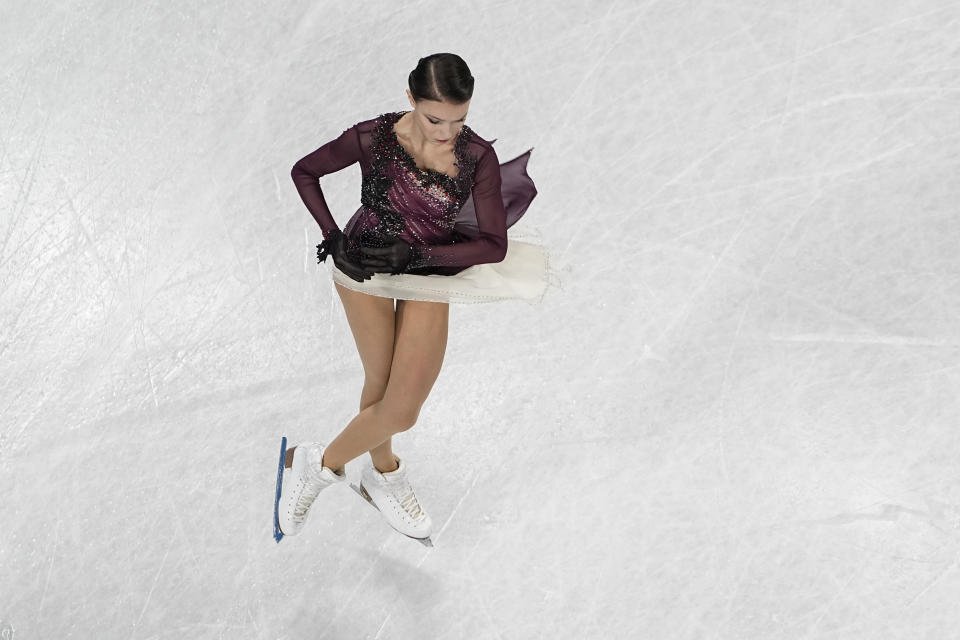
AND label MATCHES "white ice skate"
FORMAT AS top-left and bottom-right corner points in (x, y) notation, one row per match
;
(273, 437), (346, 542)
(350, 455), (434, 547)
